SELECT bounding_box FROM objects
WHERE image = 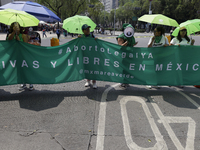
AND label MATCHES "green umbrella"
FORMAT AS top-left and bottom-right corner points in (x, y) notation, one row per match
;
(0, 8), (39, 27)
(62, 15), (96, 34)
(172, 19), (200, 36)
(138, 14), (179, 27)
